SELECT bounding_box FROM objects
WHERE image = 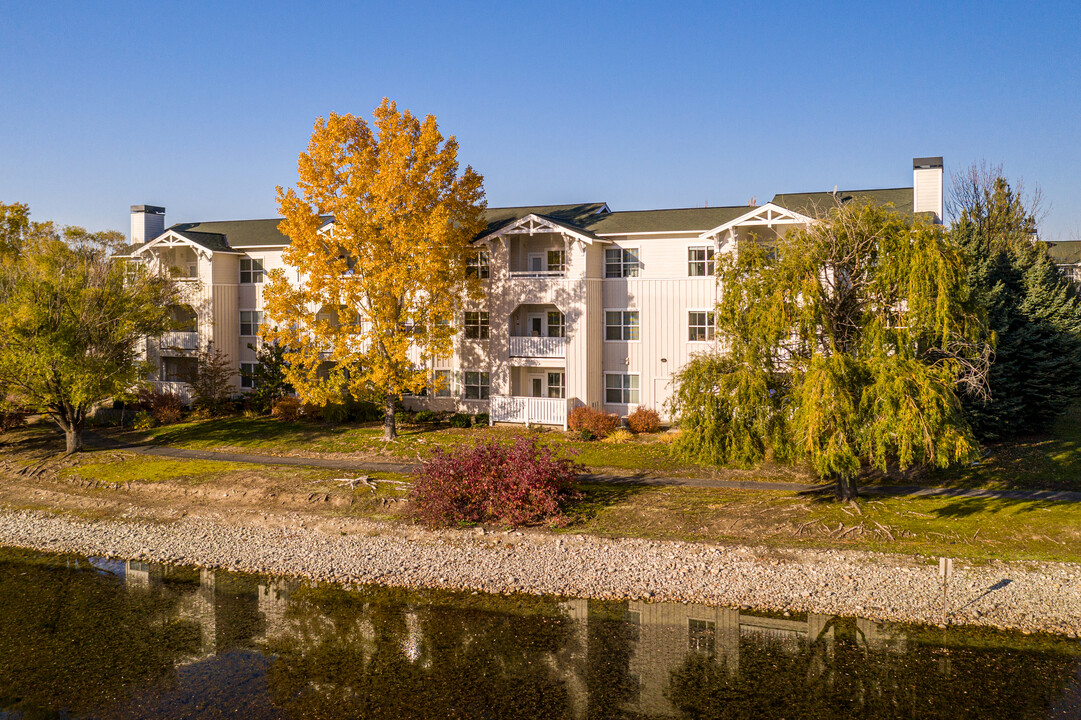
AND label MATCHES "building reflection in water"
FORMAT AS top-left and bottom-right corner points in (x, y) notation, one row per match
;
(0, 554), (1065, 719)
